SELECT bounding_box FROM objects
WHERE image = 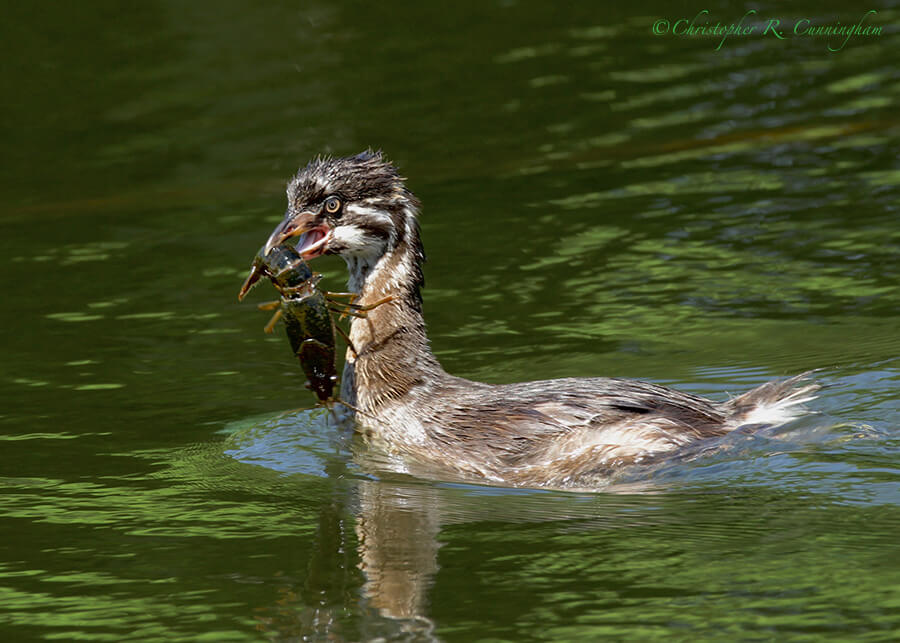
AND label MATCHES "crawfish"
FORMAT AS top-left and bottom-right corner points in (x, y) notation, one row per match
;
(238, 243), (393, 406)
(238, 243), (338, 403)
